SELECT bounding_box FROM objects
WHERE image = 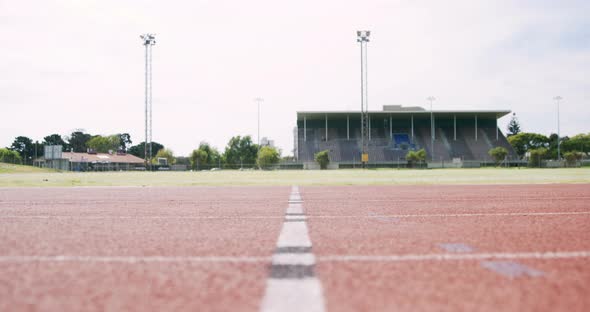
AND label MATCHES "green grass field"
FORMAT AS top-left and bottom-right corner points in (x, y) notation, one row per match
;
(0, 163), (56, 174)
(0, 163), (589, 187)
